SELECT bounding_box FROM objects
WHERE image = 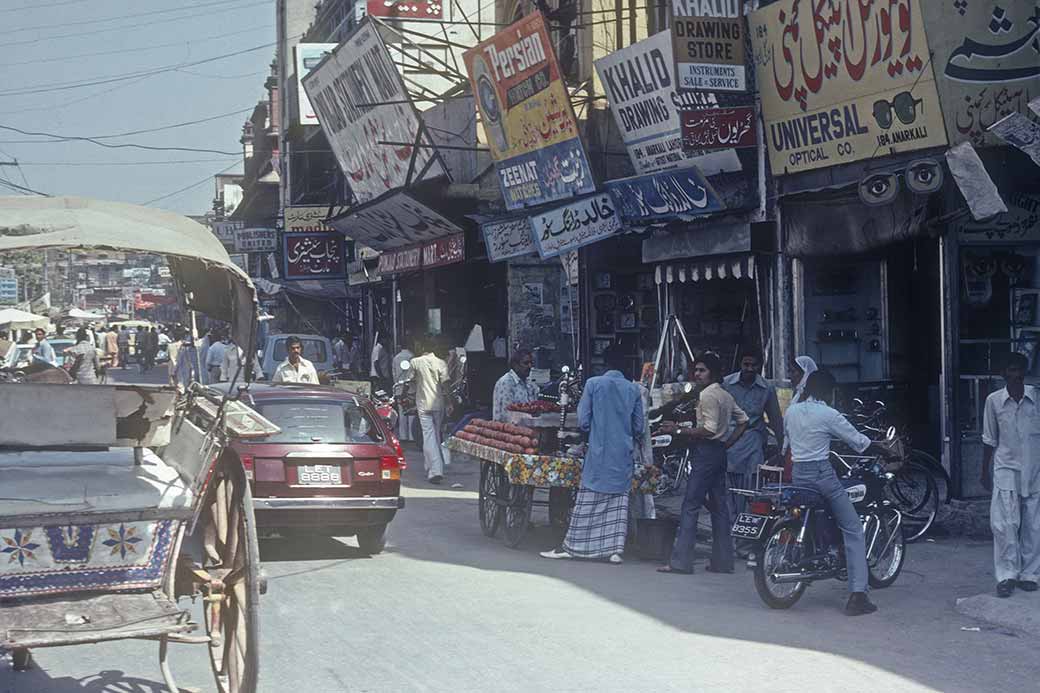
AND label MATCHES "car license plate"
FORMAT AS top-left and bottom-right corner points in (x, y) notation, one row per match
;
(297, 465), (342, 485)
(731, 513), (768, 540)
